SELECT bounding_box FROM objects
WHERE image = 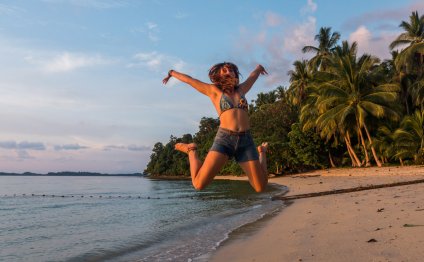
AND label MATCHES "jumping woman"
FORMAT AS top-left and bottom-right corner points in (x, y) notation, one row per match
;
(162, 62), (269, 192)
